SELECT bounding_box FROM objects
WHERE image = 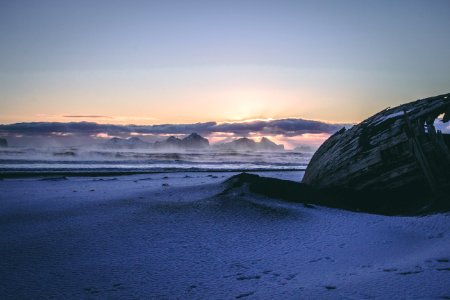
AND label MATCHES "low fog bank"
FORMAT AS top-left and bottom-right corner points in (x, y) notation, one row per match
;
(0, 136), (314, 178)
(1, 133), (291, 151)
(0, 146), (313, 169)
(0, 133), (318, 162)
